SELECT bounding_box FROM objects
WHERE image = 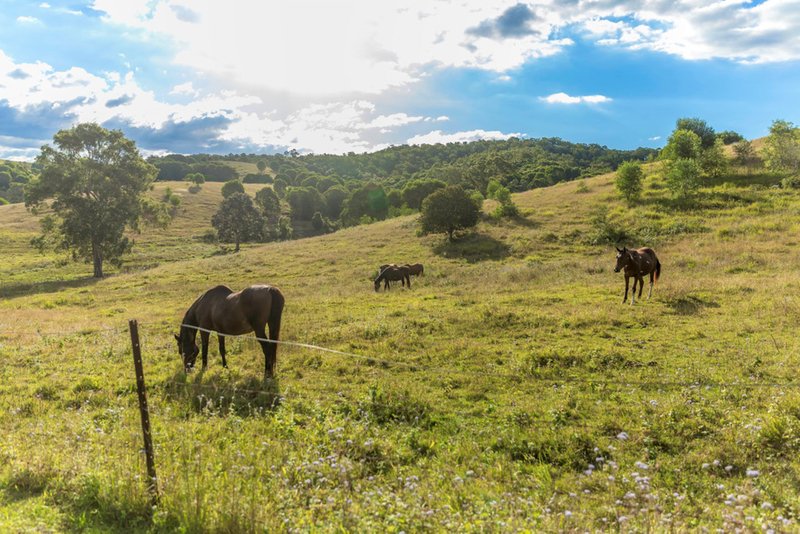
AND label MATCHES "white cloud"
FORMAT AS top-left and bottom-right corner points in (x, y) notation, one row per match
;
(169, 81), (199, 97)
(648, 135), (662, 141)
(87, 0), (800, 102)
(407, 129), (522, 145)
(39, 3), (51, 8)
(540, 92), (612, 105)
(16, 16), (42, 24)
